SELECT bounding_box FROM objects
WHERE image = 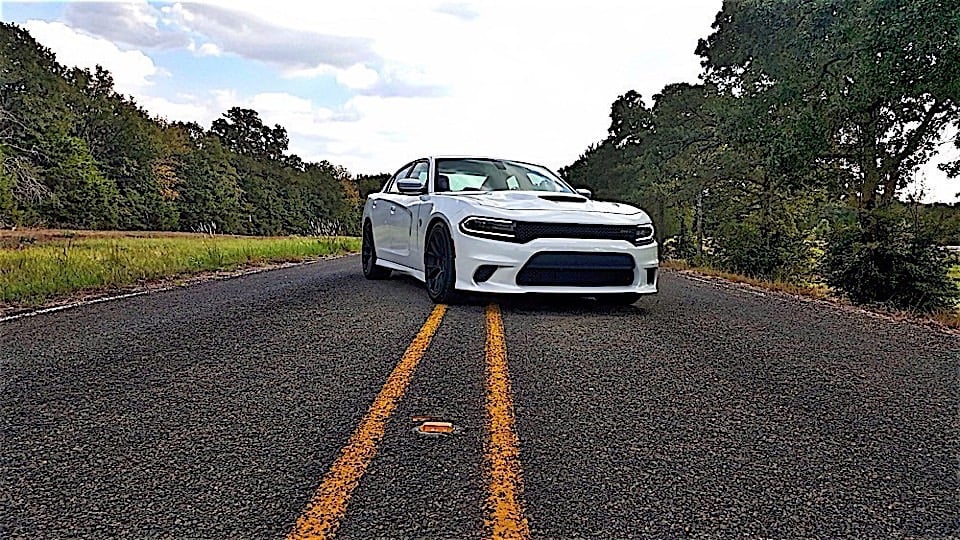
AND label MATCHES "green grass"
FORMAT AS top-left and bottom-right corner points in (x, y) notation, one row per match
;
(0, 234), (360, 306)
(950, 264), (960, 283)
